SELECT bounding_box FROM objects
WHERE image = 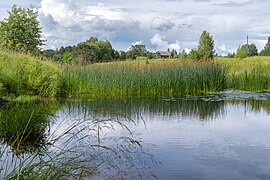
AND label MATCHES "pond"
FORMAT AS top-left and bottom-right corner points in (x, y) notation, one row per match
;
(1, 91), (270, 179)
